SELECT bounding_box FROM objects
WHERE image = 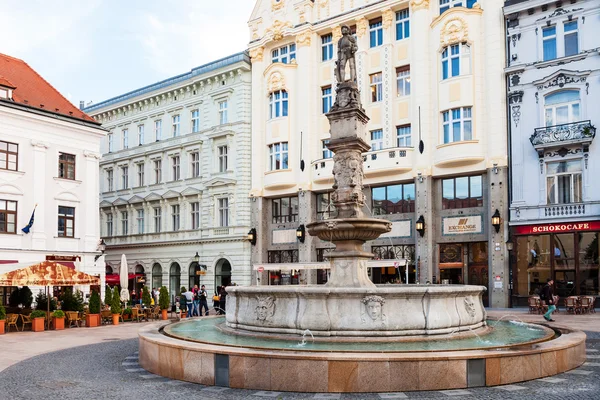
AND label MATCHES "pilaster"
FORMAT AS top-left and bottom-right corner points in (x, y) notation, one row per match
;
(415, 175), (434, 283)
